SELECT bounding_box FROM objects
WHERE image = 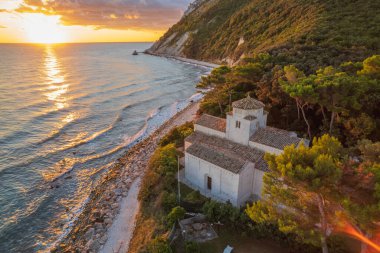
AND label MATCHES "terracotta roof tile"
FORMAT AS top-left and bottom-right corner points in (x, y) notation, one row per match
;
(195, 114), (226, 132)
(232, 95), (265, 110)
(250, 126), (303, 150)
(186, 132), (268, 173)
